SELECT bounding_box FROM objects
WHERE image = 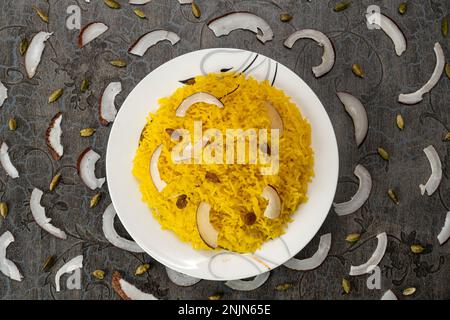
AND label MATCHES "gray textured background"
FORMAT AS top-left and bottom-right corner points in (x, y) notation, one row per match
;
(0, 0), (449, 300)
